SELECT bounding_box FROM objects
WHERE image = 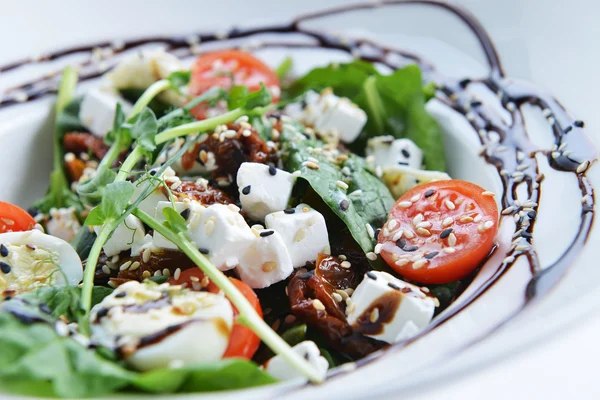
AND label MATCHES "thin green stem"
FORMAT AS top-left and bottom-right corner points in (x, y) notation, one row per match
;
(134, 209), (324, 383)
(155, 108), (245, 144)
(115, 146), (144, 182)
(79, 225), (114, 335)
(129, 79), (171, 119)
